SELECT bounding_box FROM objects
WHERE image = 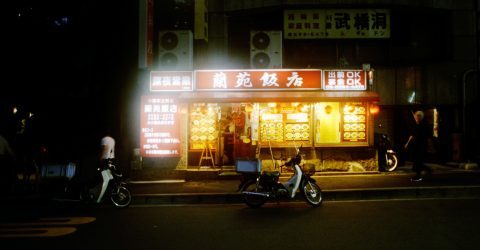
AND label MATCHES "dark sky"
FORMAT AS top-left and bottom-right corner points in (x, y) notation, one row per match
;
(2, 1), (139, 158)
(4, 0), (138, 109)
